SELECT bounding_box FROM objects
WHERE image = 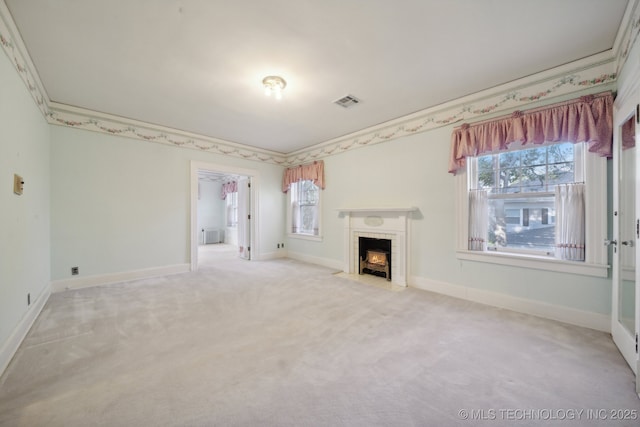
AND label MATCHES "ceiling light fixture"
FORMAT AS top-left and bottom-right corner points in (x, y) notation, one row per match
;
(262, 75), (287, 100)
